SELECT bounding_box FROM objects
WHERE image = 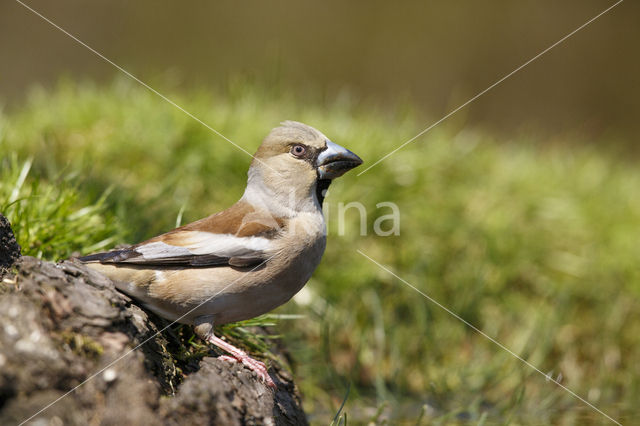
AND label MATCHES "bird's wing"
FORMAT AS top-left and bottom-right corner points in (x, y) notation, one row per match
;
(79, 201), (286, 268)
(79, 230), (272, 268)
